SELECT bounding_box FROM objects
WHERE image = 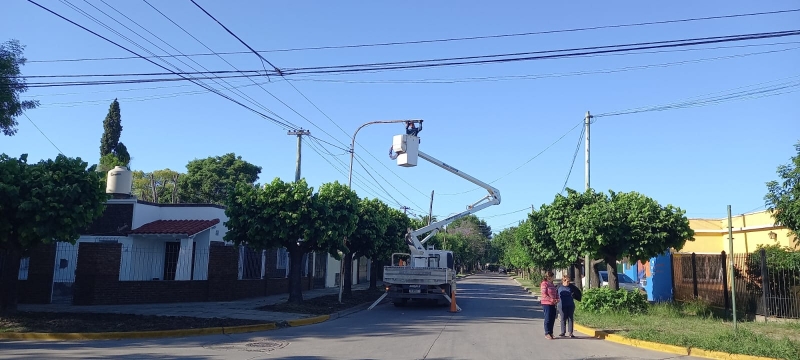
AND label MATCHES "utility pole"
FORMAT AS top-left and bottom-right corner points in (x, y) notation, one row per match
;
(400, 205), (411, 215)
(287, 129), (310, 182)
(584, 111), (592, 289)
(428, 191), (434, 225)
(728, 205), (738, 330)
(287, 129), (312, 286)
